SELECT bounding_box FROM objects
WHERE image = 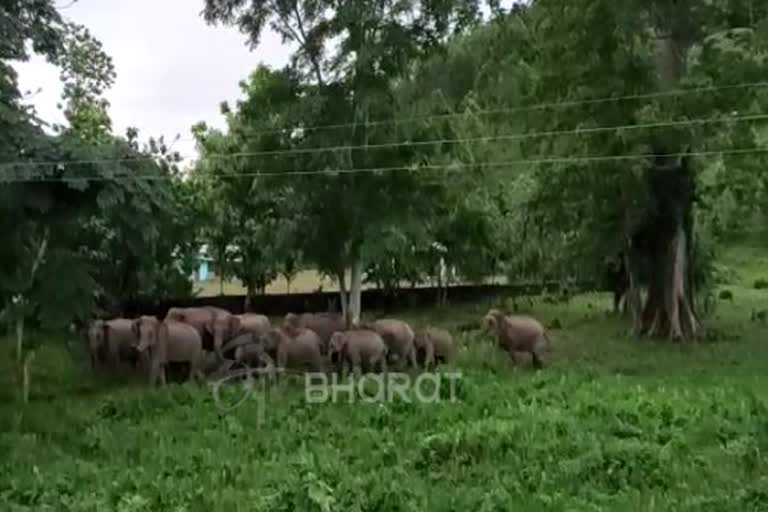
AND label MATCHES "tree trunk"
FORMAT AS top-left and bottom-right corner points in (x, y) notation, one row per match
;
(632, 22), (700, 341)
(639, 222), (700, 340)
(15, 316), (24, 366)
(337, 270), (349, 326)
(22, 350), (34, 404)
(244, 280), (256, 313)
(349, 258), (363, 327)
